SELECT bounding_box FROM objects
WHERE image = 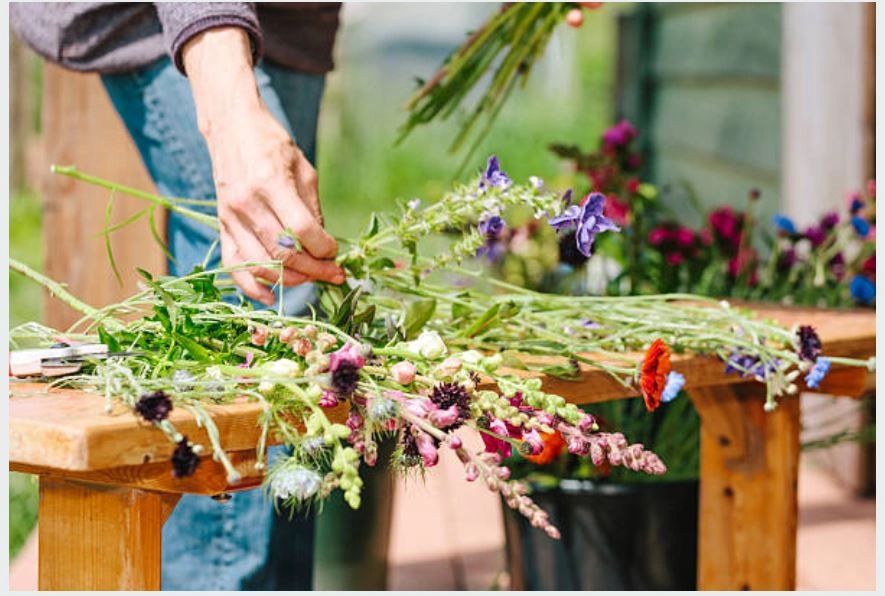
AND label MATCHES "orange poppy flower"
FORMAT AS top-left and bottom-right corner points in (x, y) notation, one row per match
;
(524, 431), (566, 465)
(640, 338), (671, 412)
